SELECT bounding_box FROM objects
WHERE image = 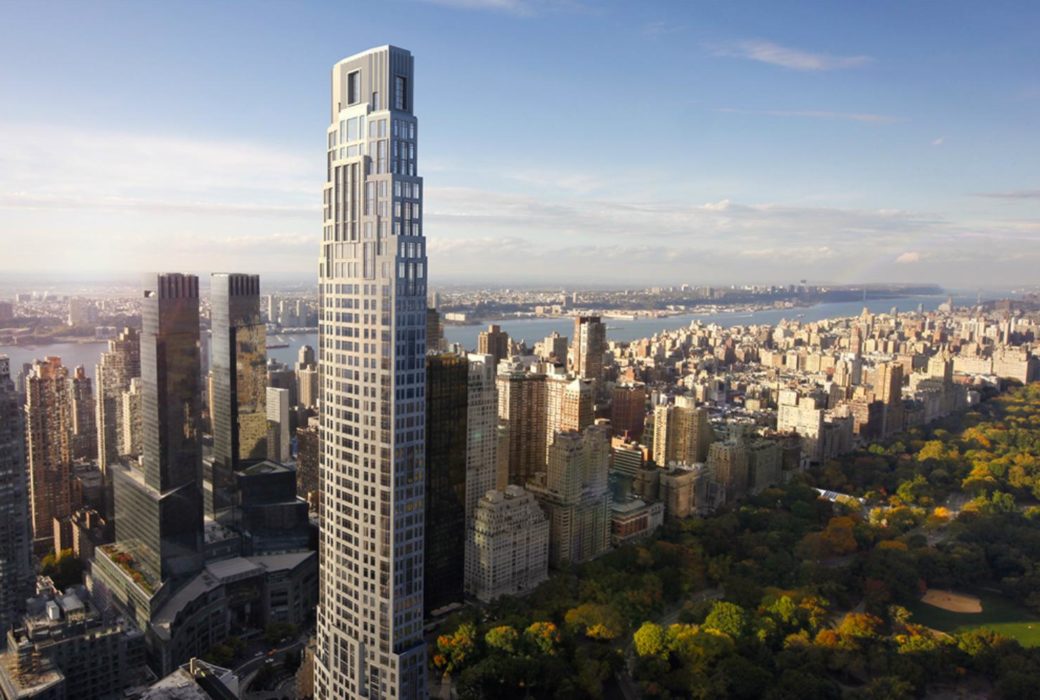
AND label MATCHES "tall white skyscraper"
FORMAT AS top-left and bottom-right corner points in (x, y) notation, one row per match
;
(315, 46), (428, 699)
